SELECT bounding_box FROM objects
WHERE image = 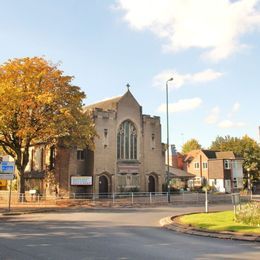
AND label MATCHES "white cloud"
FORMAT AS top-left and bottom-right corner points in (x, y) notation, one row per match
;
(218, 120), (245, 128)
(232, 102), (240, 112)
(158, 97), (202, 113)
(116, 0), (260, 62)
(228, 101), (241, 117)
(205, 106), (220, 124)
(153, 69), (223, 89)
